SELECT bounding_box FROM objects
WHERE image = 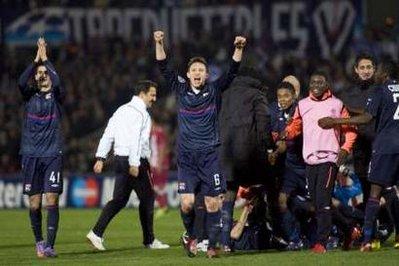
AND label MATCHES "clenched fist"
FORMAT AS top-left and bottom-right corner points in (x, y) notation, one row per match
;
(234, 36), (246, 49)
(154, 31), (164, 44)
